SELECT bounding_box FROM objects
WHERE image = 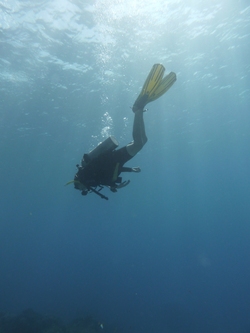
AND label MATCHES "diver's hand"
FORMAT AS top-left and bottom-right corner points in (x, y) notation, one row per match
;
(132, 167), (141, 173)
(116, 180), (130, 189)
